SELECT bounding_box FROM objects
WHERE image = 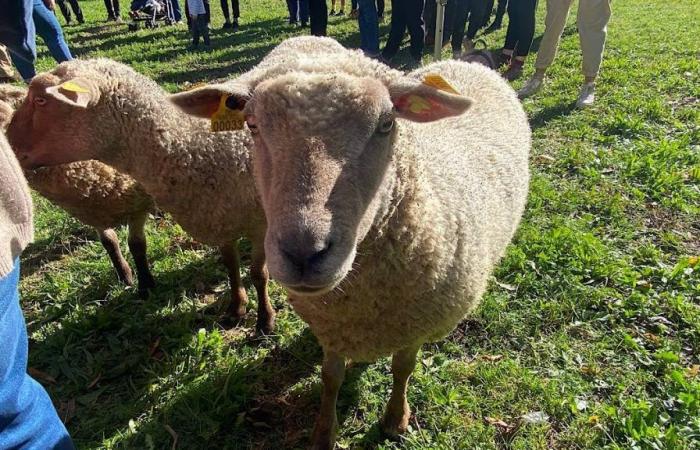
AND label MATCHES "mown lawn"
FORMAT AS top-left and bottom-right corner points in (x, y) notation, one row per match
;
(21, 0), (699, 448)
